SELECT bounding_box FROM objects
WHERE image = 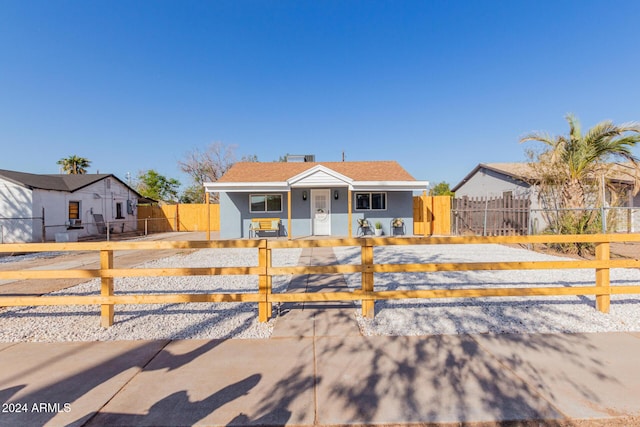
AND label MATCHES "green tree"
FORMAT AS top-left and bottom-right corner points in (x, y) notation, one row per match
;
(521, 114), (640, 211)
(521, 114), (640, 253)
(429, 181), (454, 196)
(136, 169), (181, 203)
(179, 184), (204, 204)
(57, 155), (91, 174)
